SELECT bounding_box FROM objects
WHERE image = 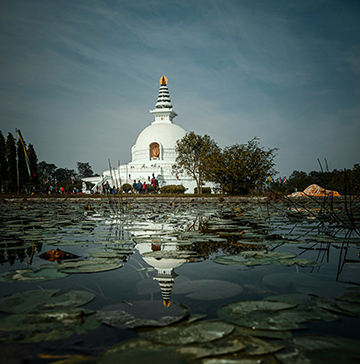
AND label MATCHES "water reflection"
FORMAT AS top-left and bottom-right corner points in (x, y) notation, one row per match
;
(136, 242), (184, 307)
(0, 199), (359, 363)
